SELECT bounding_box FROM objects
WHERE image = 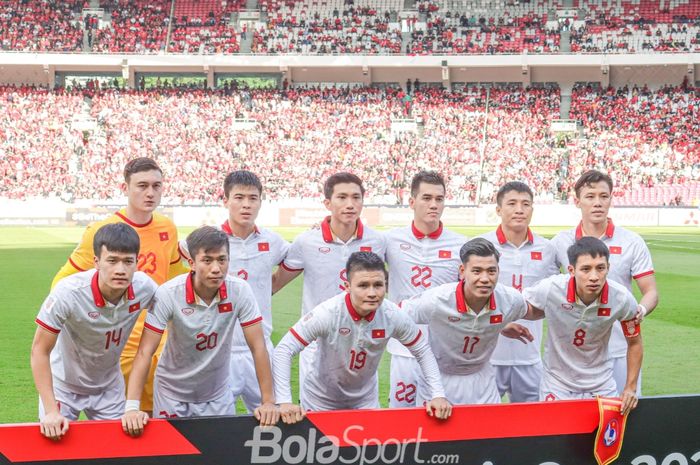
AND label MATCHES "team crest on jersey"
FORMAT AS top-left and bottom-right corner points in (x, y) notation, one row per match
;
(218, 302), (233, 313)
(88, 311), (100, 319)
(561, 303), (574, 310)
(490, 314), (503, 324)
(603, 419), (619, 447)
(318, 247), (331, 254)
(609, 246), (622, 254)
(448, 316), (461, 322)
(598, 307), (611, 317)
(438, 250), (451, 259)
(181, 307), (195, 316)
(400, 243), (411, 251)
(159, 232), (169, 241)
(339, 327), (351, 336)
(258, 242), (270, 252)
(129, 302), (141, 313)
(530, 251), (542, 260)
(371, 329), (386, 339)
